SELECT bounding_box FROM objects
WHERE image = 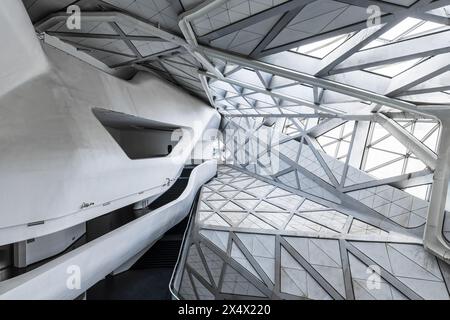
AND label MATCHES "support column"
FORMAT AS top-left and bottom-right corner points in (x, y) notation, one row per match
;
(423, 120), (450, 263)
(347, 121), (370, 169)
